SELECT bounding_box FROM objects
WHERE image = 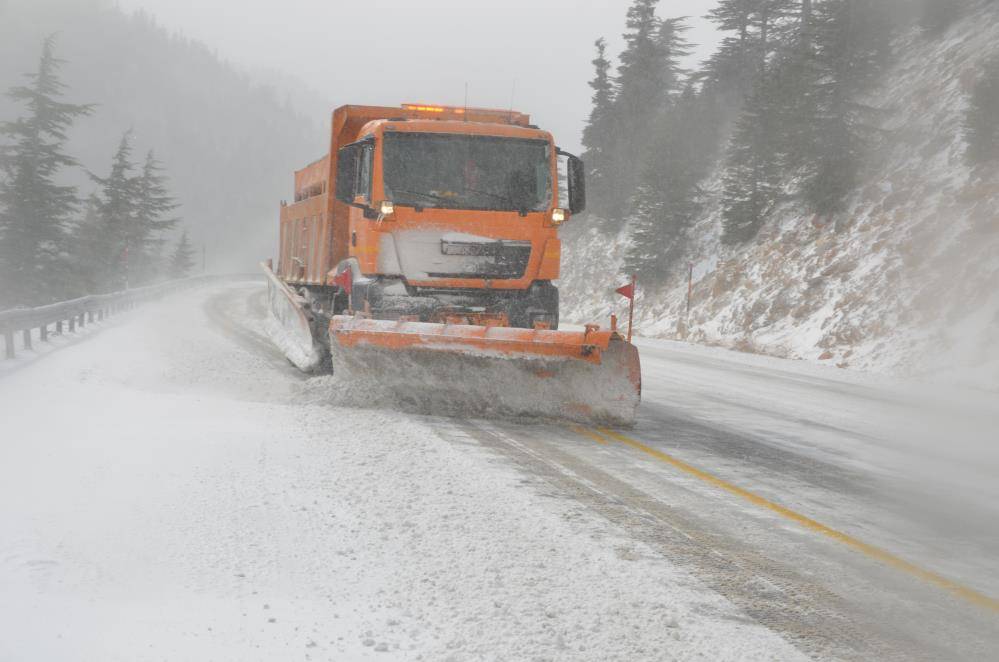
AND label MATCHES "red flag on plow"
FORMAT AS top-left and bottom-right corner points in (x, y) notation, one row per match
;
(332, 269), (352, 296)
(615, 276), (637, 342)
